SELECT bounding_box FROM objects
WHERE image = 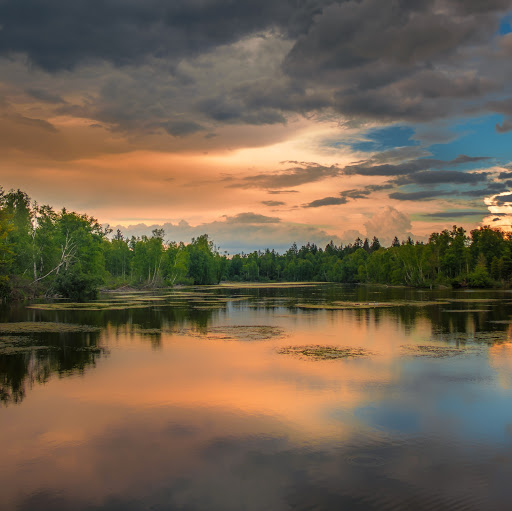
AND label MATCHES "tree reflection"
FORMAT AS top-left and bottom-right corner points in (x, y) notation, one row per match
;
(0, 331), (106, 406)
